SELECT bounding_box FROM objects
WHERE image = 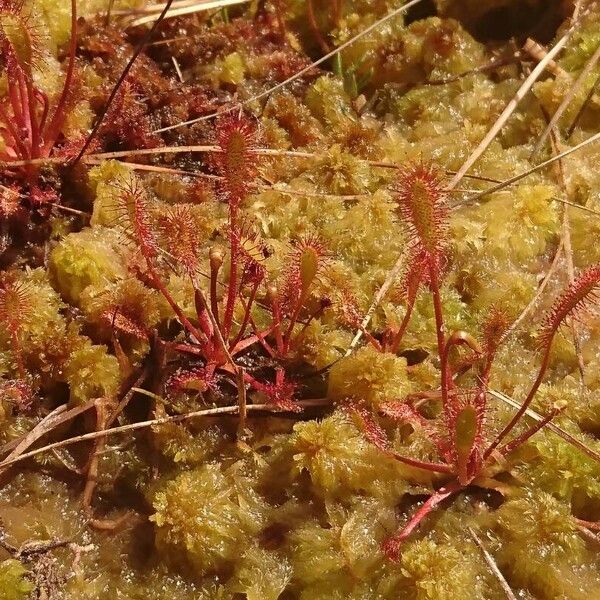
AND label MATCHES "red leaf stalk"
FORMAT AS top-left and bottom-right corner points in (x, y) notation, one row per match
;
(0, 0), (77, 166)
(485, 264), (600, 458)
(214, 113), (260, 340)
